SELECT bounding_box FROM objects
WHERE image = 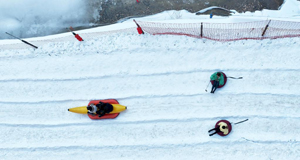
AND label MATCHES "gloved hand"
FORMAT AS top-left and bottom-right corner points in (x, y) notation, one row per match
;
(88, 112), (95, 116)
